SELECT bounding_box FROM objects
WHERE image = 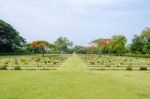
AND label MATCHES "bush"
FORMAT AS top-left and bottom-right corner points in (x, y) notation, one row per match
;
(53, 62), (59, 65)
(139, 67), (147, 71)
(123, 54), (150, 58)
(14, 66), (21, 70)
(90, 62), (95, 65)
(105, 65), (111, 67)
(116, 65), (120, 67)
(0, 64), (8, 70)
(126, 66), (132, 71)
(97, 61), (100, 63)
